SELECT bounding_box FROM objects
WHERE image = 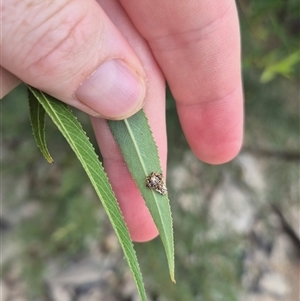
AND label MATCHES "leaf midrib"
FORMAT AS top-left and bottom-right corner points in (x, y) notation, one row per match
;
(124, 117), (170, 243)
